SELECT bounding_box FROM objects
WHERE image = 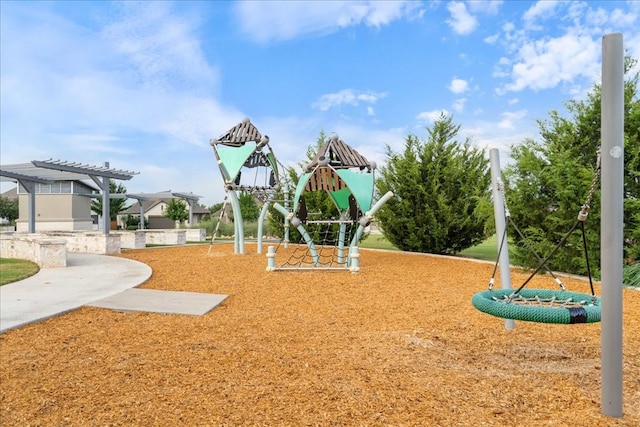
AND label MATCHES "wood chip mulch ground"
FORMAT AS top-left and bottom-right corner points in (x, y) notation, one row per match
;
(1, 243), (639, 426)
